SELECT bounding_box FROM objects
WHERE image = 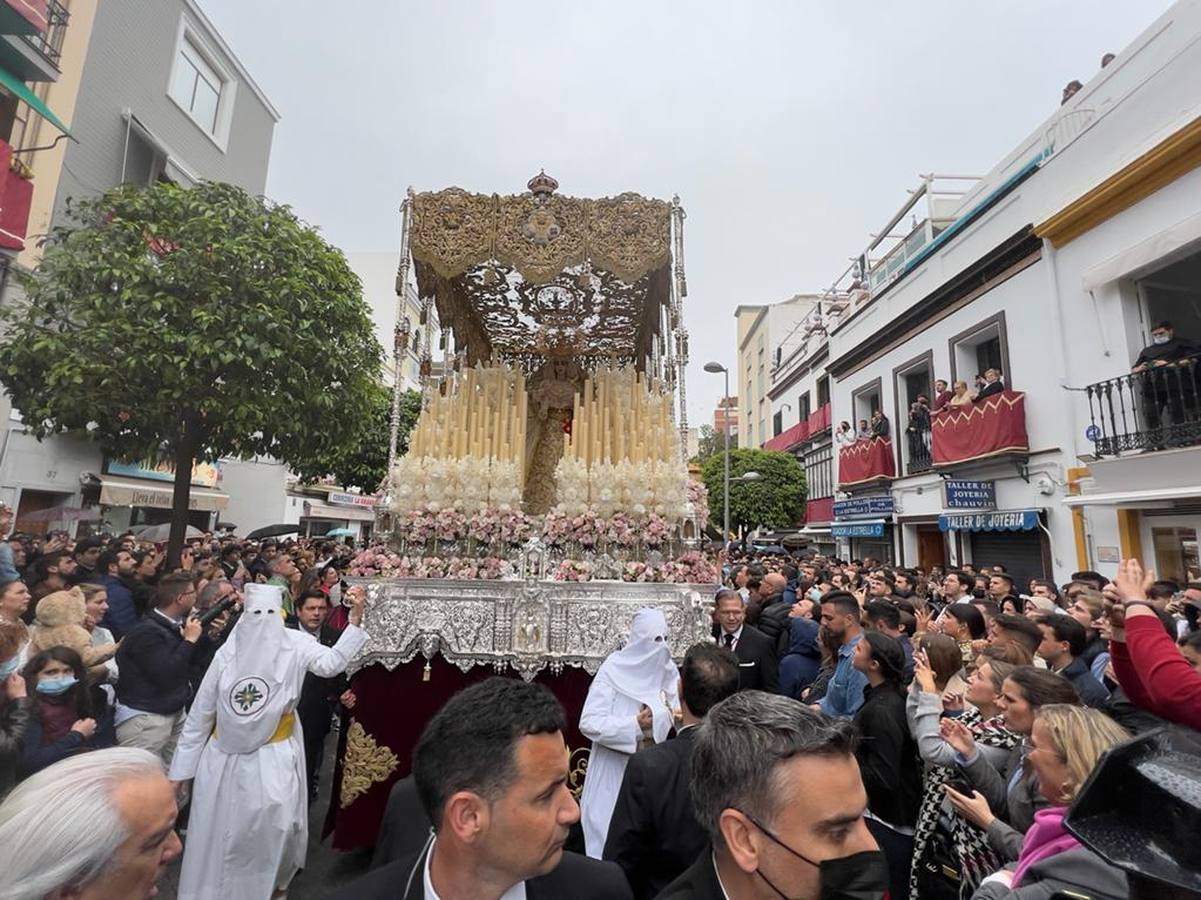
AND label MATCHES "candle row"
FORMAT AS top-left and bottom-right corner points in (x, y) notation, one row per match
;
(566, 365), (678, 466)
(408, 364), (528, 485)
